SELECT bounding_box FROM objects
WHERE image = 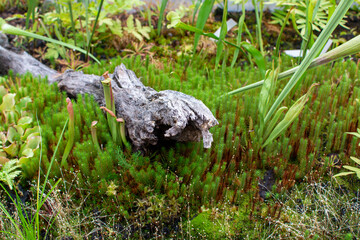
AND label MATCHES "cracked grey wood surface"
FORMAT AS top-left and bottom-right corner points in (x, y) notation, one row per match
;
(0, 37), (218, 150)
